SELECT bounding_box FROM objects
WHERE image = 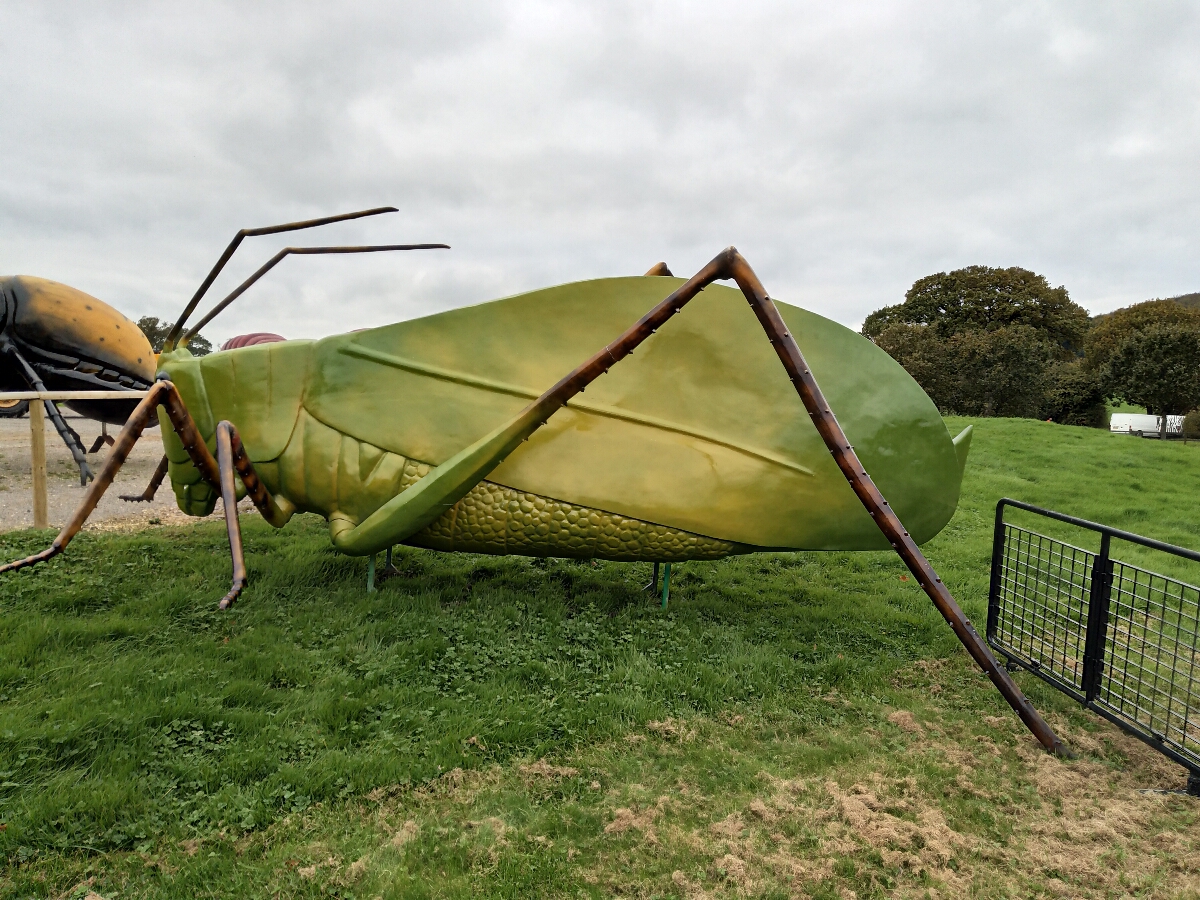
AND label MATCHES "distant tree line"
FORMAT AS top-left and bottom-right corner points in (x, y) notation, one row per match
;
(862, 266), (1200, 431)
(137, 316), (213, 356)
